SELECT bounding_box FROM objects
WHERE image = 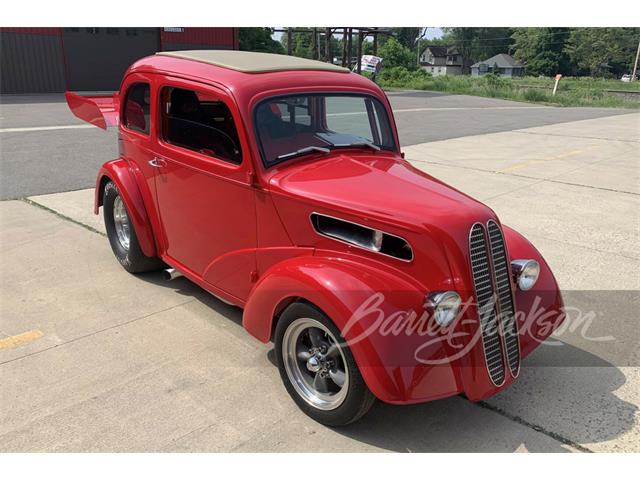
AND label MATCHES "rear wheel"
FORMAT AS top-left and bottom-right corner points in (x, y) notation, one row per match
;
(103, 181), (162, 273)
(275, 302), (375, 426)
